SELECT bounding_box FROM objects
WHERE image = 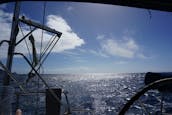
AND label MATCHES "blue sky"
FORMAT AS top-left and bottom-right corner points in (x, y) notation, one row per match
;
(0, 2), (172, 74)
